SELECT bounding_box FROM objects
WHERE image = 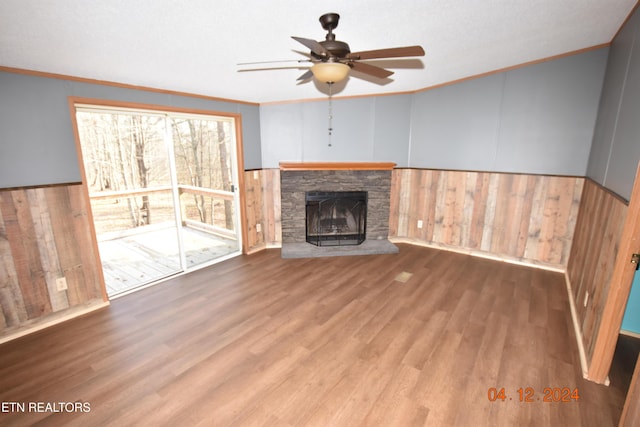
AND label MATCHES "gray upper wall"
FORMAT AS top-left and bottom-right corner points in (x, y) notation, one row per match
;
(261, 47), (608, 175)
(0, 71), (262, 188)
(588, 7), (640, 201)
(411, 49), (608, 174)
(0, 44), (611, 188)
(259, 94), (412, 168)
